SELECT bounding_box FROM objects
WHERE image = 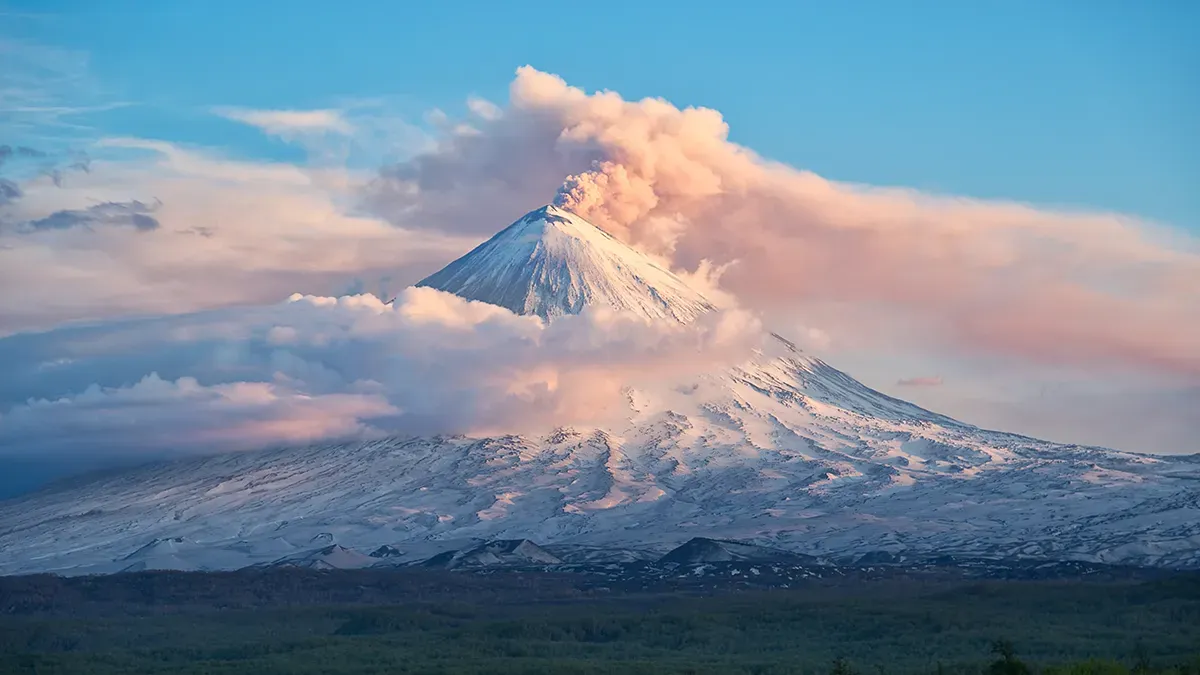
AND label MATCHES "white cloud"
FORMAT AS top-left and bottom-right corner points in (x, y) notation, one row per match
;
(466, 96), (502, 121)
(0, 289), (763, 460)
(0, 373), (396, 457)
(214, 107), (354, 137)
(211, 100), (434, 170)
